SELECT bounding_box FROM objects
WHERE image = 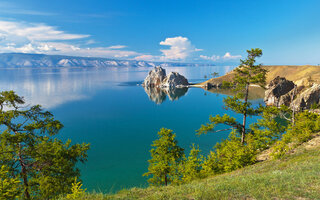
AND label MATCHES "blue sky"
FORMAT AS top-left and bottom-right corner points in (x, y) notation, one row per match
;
(0, 0), (319, 64)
